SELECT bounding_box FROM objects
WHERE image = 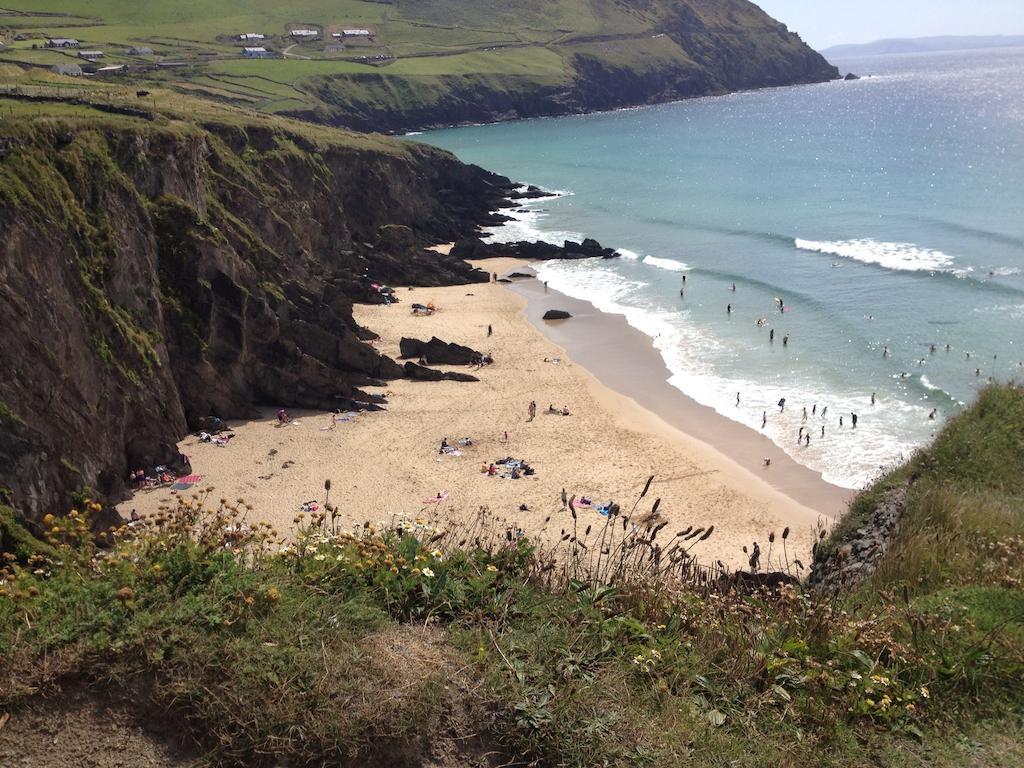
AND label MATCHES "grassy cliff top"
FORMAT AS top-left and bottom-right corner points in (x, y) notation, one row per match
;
(1, 385), (1021, 767)
(0, 64), (417, 154)
(0, 0), (835, 131)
